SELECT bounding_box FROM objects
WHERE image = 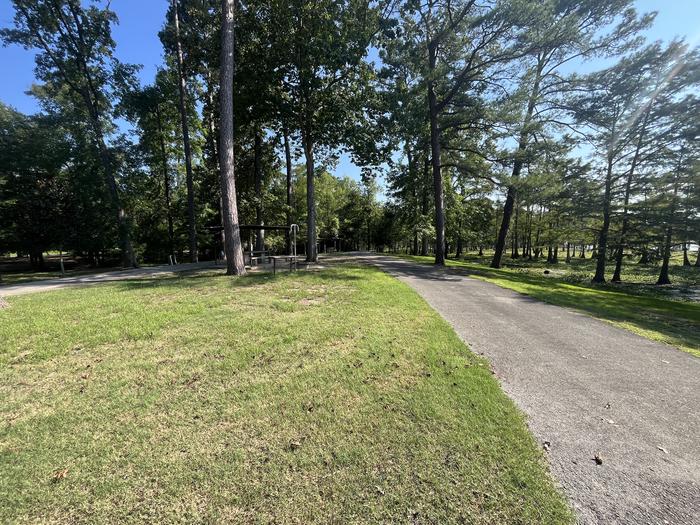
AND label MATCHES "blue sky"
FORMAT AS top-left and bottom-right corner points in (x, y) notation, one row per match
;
(1, 0), (699, 180)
